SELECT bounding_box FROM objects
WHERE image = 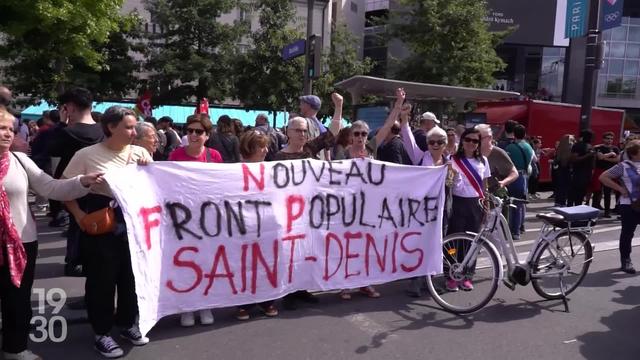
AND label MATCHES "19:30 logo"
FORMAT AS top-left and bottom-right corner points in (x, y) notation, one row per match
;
(29, 288), (68, 343)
